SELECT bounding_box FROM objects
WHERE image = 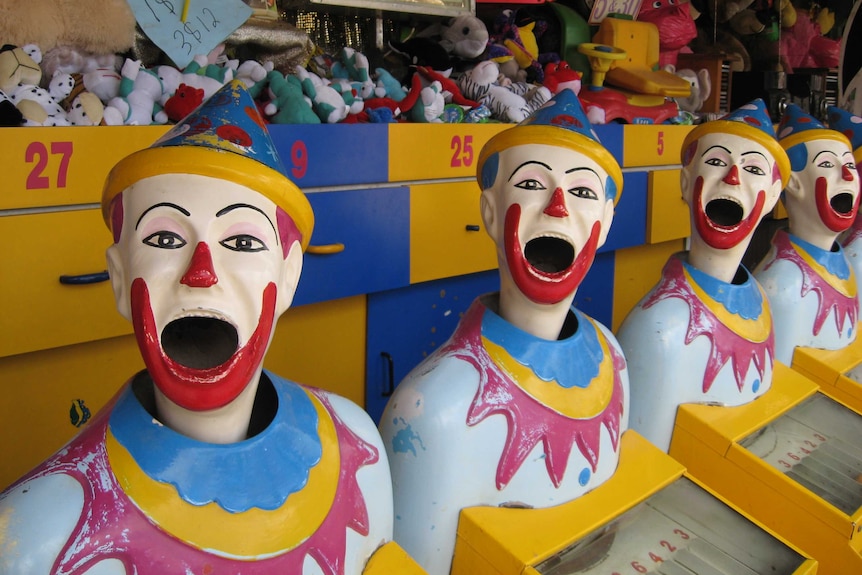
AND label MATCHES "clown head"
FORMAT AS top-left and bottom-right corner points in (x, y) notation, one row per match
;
(102, 81), (313, 439)
(477, 89), (622, 320)
(680, 99), (789, 280)
(778, 104), (859, 250)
